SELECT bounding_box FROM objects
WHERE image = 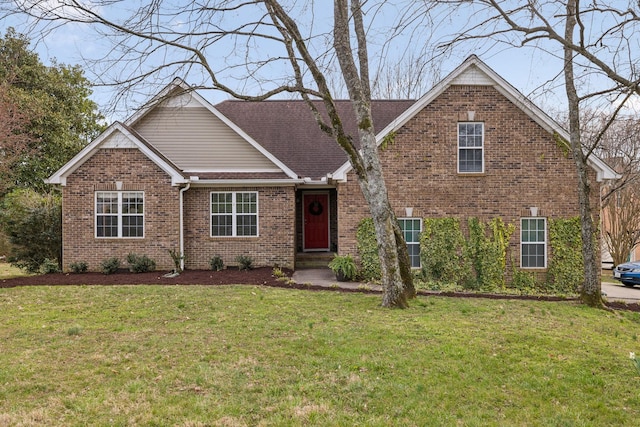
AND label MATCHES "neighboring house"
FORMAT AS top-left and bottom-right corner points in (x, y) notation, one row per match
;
(46, 55), (617, 273)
